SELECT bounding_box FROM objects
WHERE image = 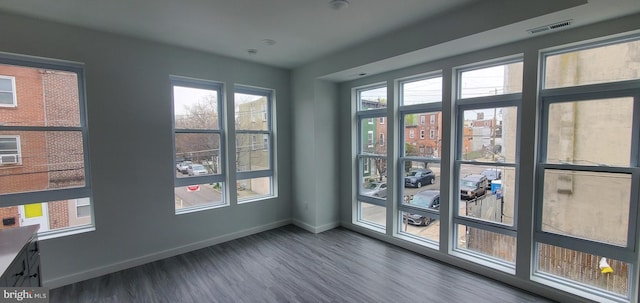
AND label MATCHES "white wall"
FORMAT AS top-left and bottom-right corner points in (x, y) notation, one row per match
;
(0, 12), (292, 287)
